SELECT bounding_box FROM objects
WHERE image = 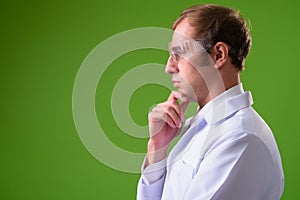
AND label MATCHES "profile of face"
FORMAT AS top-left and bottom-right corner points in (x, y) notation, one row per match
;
(166, 18), (219, 105)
